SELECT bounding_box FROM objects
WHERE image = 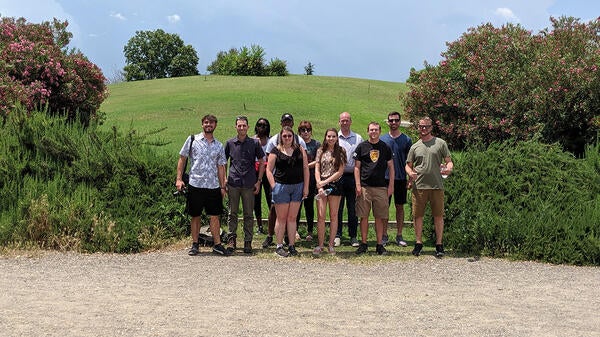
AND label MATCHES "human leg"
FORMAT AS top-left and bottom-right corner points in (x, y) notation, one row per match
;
(240, 187), (255, 242)
(327, 196), (341, 248)
(227, 186), (241, 245)
(316, 198), (327, 248)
